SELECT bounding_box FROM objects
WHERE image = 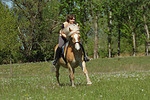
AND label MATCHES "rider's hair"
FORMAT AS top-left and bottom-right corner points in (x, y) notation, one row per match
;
(66, 14), (76, 22)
